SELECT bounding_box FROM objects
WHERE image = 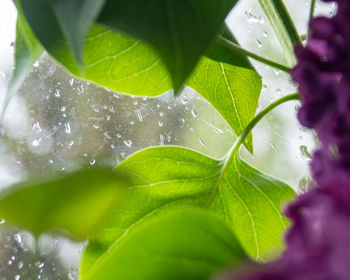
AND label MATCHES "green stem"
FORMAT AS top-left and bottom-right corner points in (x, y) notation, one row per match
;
(308, 0), (316, 33)
(217, 36), (291, 73)
(205, 93), (299, 208)
(259, 0), (301, 65)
